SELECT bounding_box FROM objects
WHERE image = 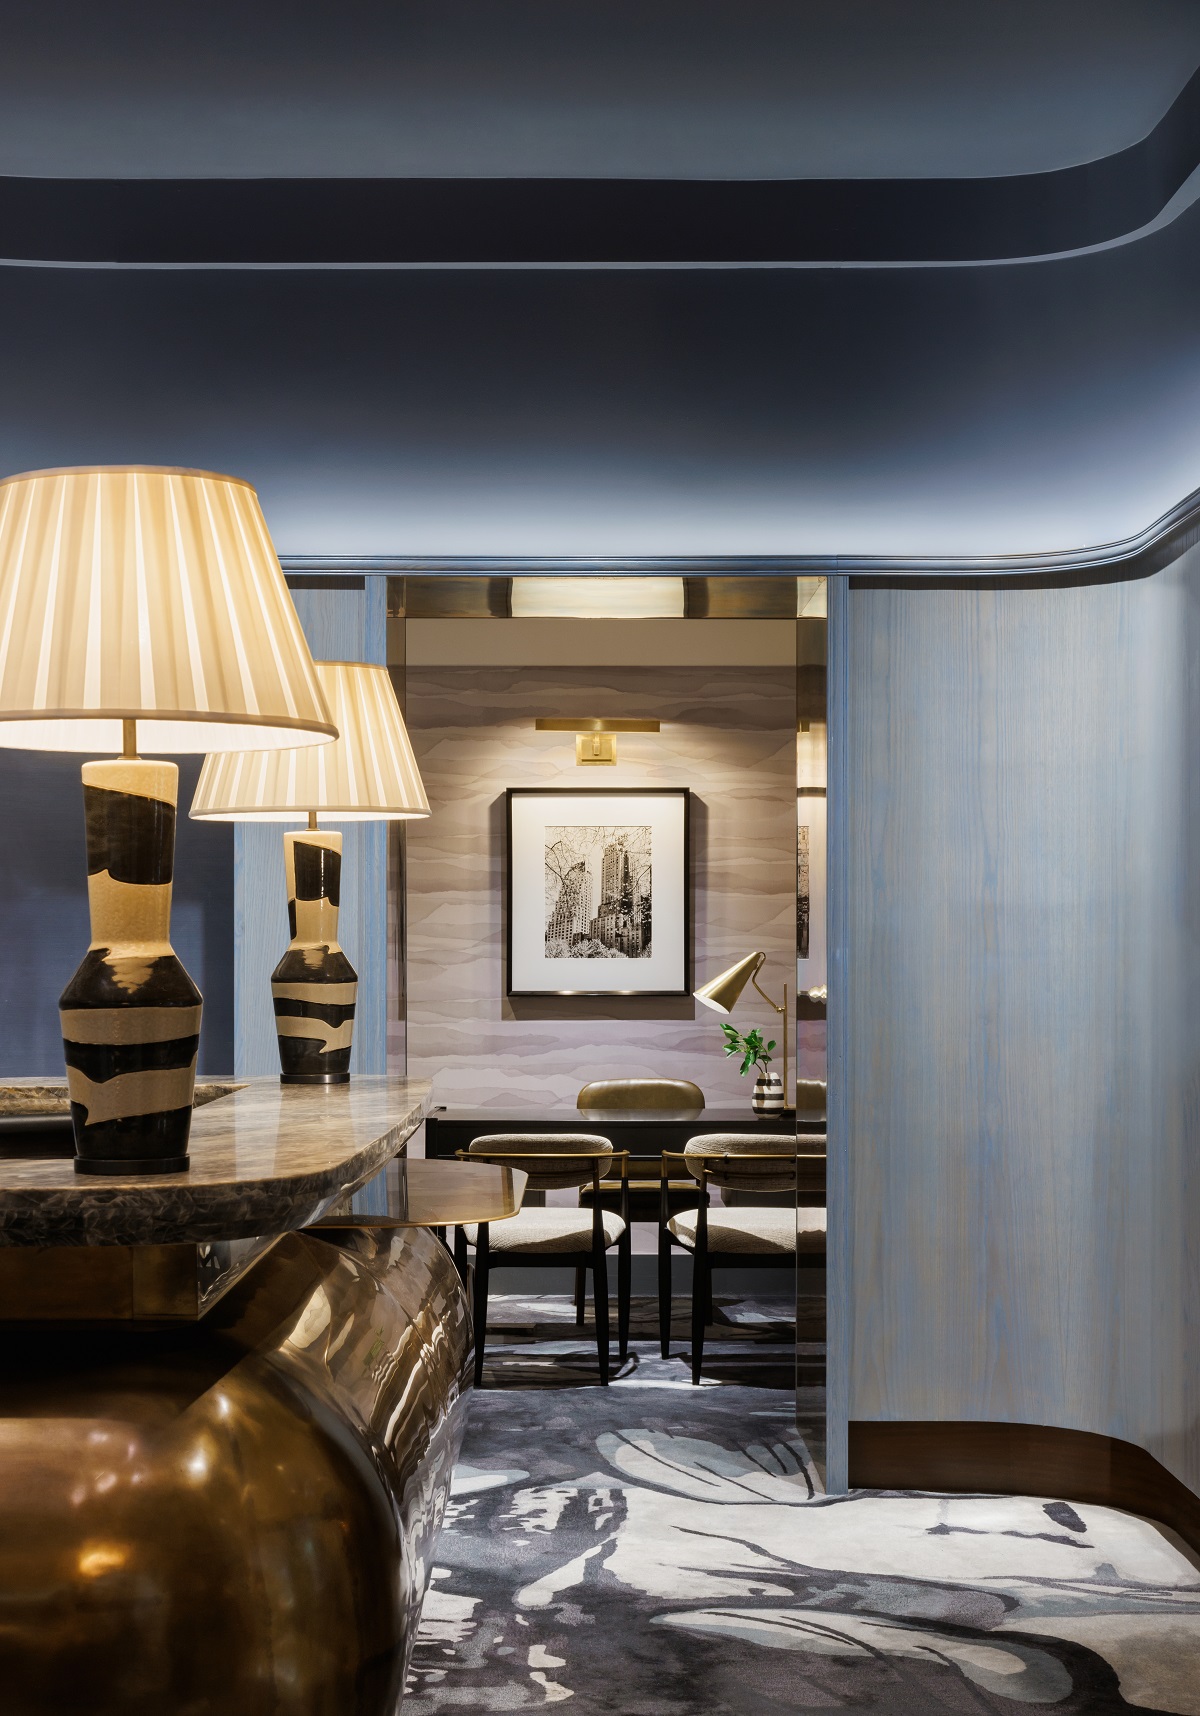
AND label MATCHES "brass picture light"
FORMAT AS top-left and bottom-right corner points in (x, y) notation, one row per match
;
(534, 716), (659, 766)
